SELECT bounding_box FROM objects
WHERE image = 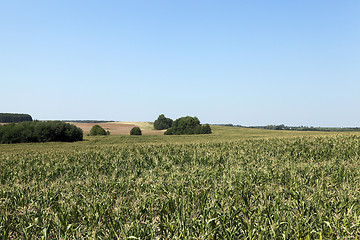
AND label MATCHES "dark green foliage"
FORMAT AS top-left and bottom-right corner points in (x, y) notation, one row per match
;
(154, 114), (173, 130)
(202, 124), (212, 134)
(130, 127), (142, 135)
(0, 113), (33, 123)
(0, 121), (83, 143)
(164, 116), (212, 135)
(89, 125), (107, 136)
(195, 124), (212, 134)
(165, 116), (200, 135)
(164, 128), (173, 135)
